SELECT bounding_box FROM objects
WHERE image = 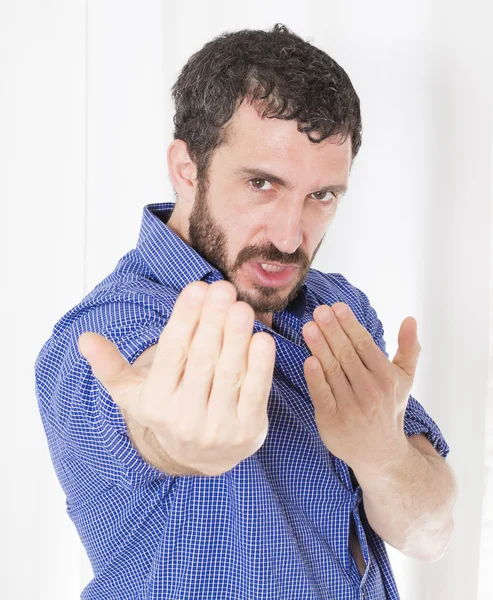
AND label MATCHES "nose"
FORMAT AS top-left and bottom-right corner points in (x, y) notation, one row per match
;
(265, 200), (304, 255)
